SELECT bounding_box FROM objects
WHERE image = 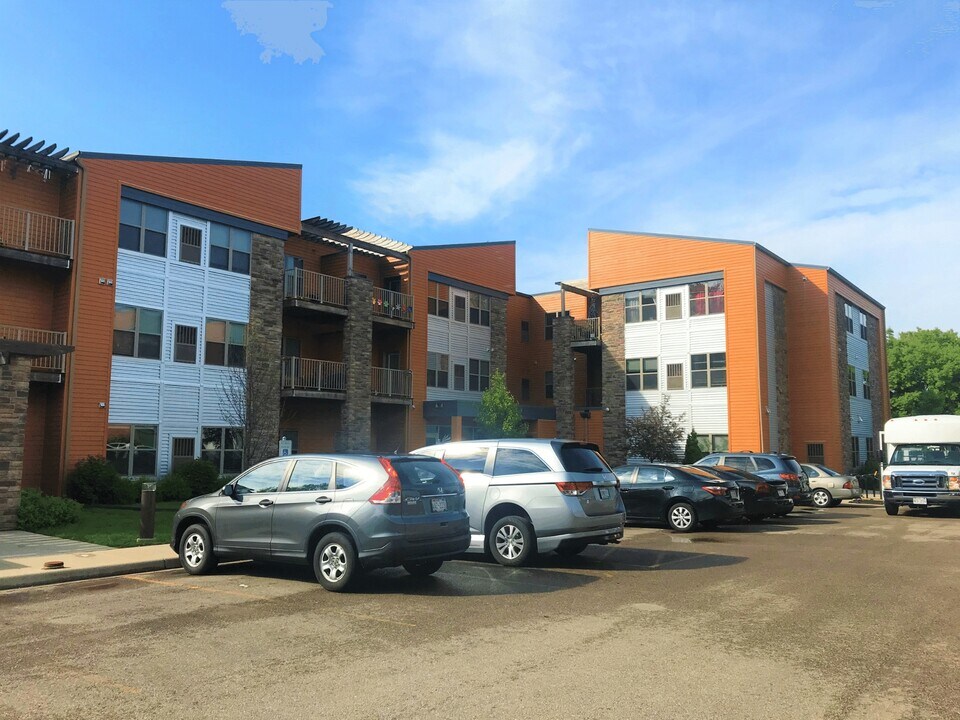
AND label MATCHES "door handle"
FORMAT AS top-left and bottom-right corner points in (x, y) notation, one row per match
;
(662, 486), (675, 490)
(258, 498), (274, 507)
(315, 496), (332, 504)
